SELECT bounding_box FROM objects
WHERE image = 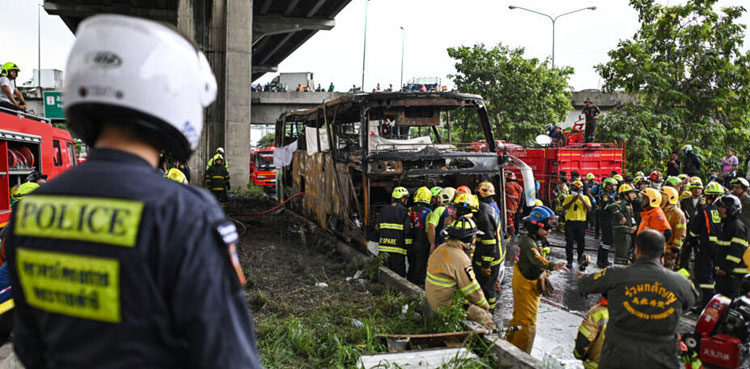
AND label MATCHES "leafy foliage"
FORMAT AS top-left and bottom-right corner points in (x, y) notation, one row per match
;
(257, 133), (275, 148)
(447, 43), (574, 145)
(595, 0), (750, 175)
